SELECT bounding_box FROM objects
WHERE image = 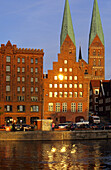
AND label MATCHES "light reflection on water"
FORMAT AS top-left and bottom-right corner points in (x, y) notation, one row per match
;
(0, 140), (111, 169)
